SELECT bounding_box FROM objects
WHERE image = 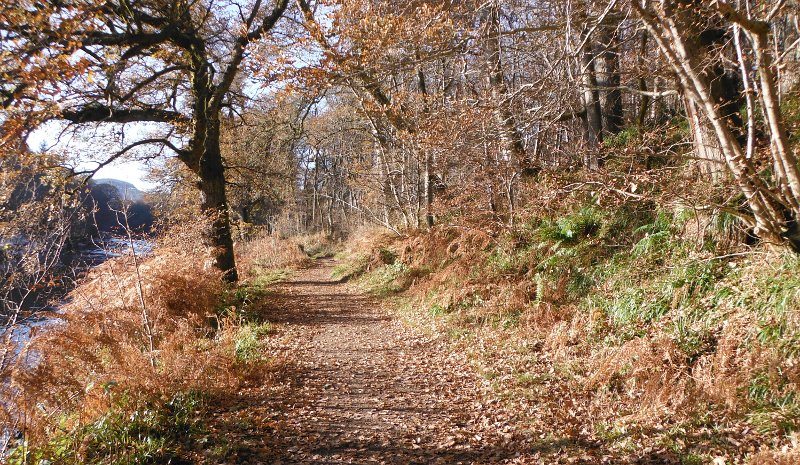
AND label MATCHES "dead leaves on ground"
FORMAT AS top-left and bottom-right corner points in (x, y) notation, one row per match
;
(201, 261), (751, 464)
